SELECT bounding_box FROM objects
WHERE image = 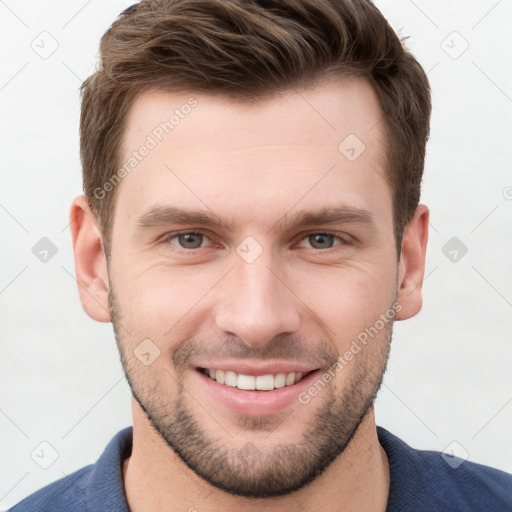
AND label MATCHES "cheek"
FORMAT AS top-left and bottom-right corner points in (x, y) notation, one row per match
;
(290, 263), (396, 344)
(113, 266), (216, 349)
